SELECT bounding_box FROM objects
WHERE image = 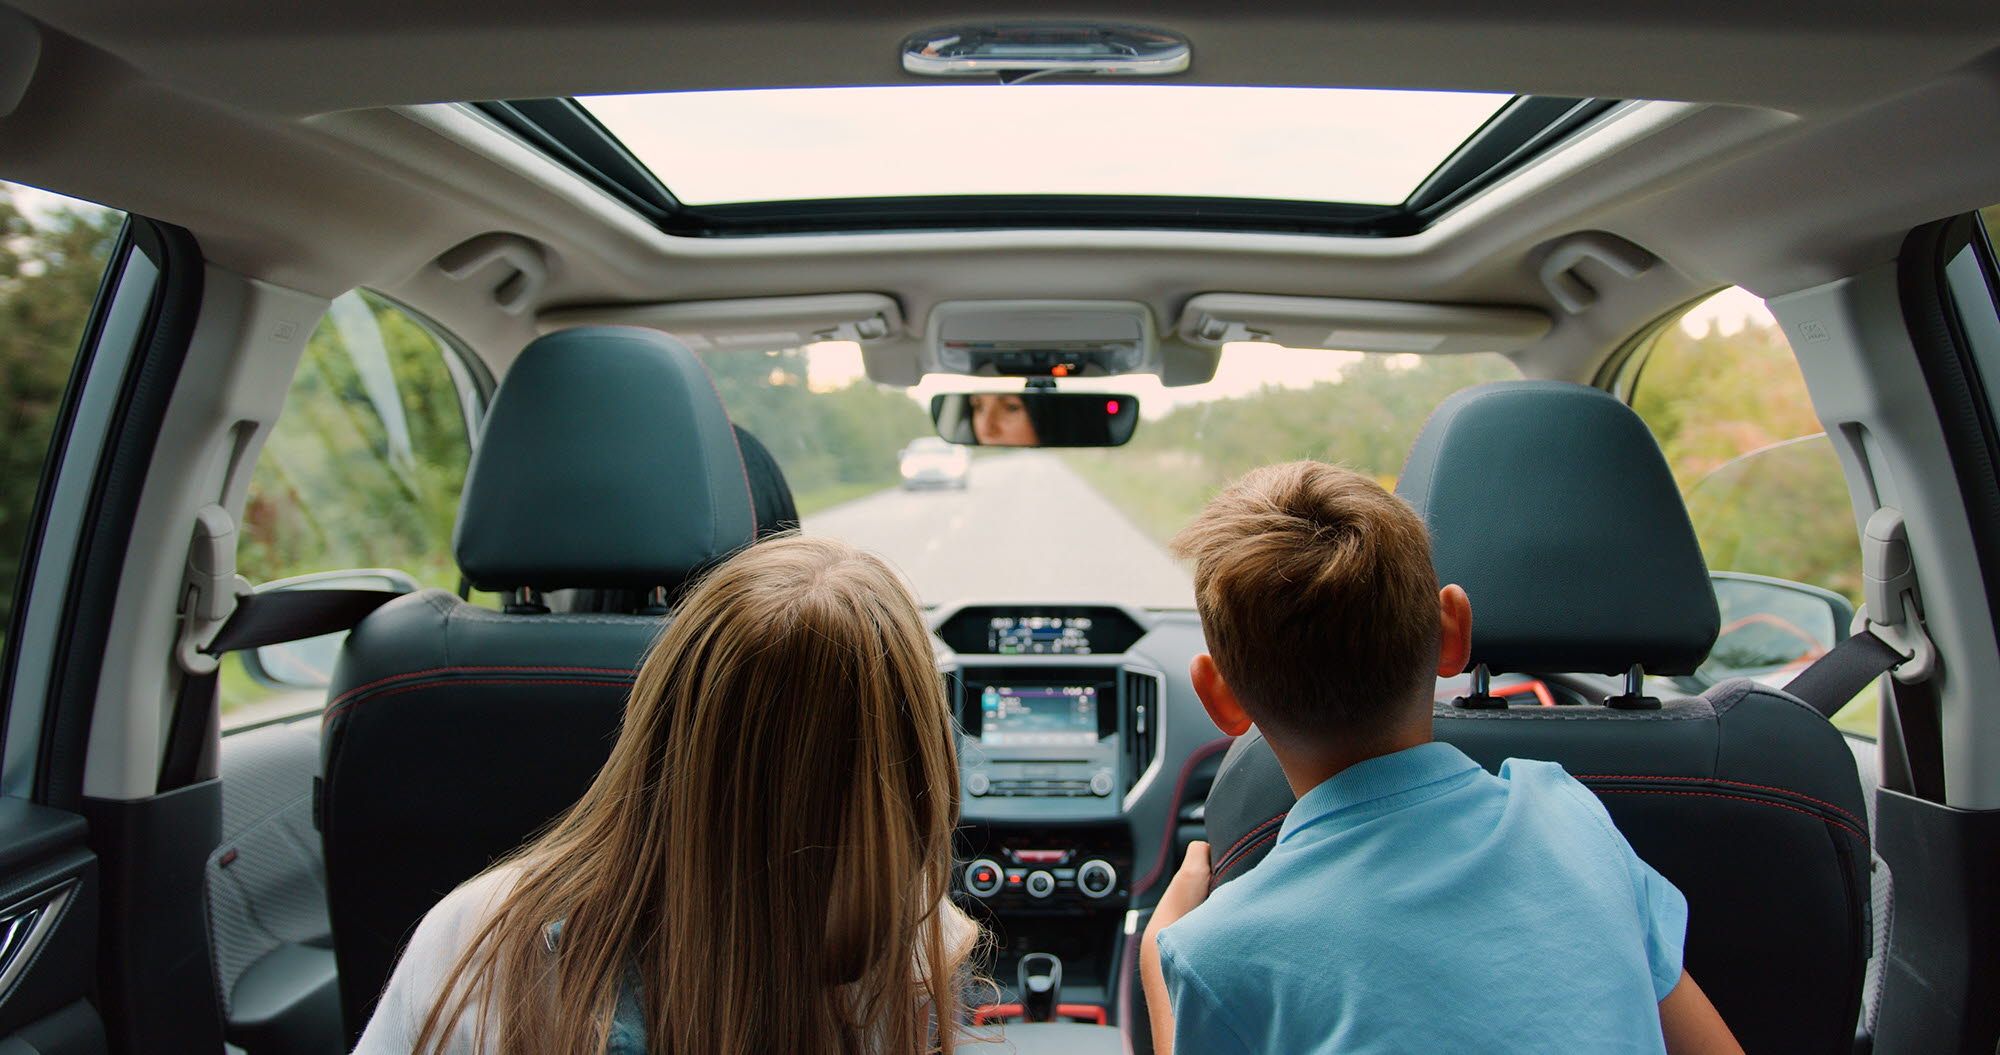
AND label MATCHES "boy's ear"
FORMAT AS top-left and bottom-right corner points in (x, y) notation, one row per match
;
(1437, 584), (1474, 678)
(1189, 654), (1253, 736)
